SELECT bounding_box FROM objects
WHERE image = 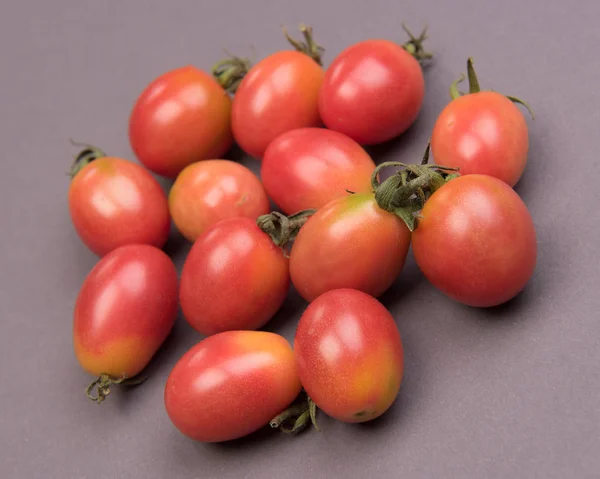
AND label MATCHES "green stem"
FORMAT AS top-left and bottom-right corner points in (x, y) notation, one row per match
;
(256, 209), (316, 248)
(84, 373), (147, 404)
(450, 73), (466, 100)
(212, 54), (251, 93)
(270, 393), (320, 434)
(282, 24), (324, 65)
(69, 139), (106, 179)
(401, 24), (433, 63)
(467, 57), (481, 94)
